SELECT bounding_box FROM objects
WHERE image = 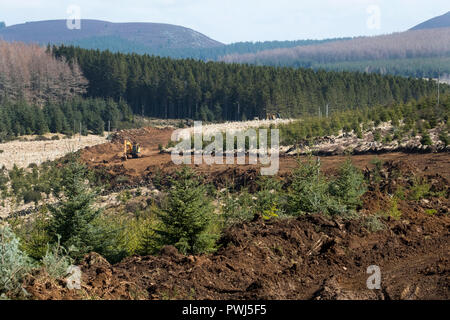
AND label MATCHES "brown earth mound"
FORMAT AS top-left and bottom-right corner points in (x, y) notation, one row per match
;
(35, 128), (447, 300)
(80, 126), (450, 185)
(24, 205), (449, 300)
